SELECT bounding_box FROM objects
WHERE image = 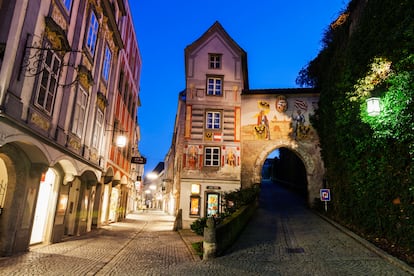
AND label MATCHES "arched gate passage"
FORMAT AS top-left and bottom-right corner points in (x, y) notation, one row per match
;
(241, 139), (324, 205)
(240, 89), (325, 205)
